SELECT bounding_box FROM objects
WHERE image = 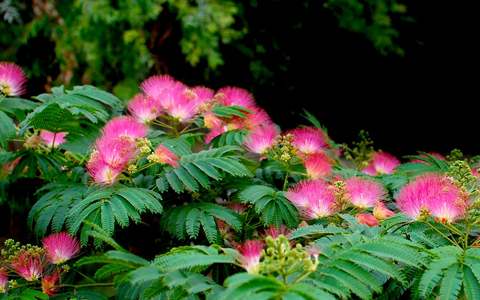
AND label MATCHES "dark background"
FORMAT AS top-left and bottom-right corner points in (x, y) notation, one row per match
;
(9, 1), (478, 160)
(205, 1), (478, 160)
